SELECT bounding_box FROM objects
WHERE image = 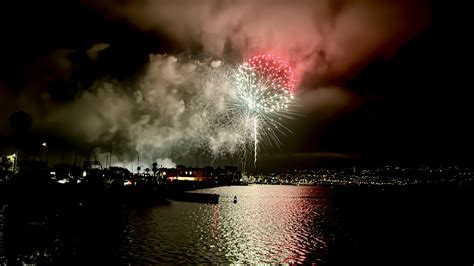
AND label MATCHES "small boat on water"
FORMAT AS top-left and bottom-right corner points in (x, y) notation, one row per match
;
(233, 196), (237, 204)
